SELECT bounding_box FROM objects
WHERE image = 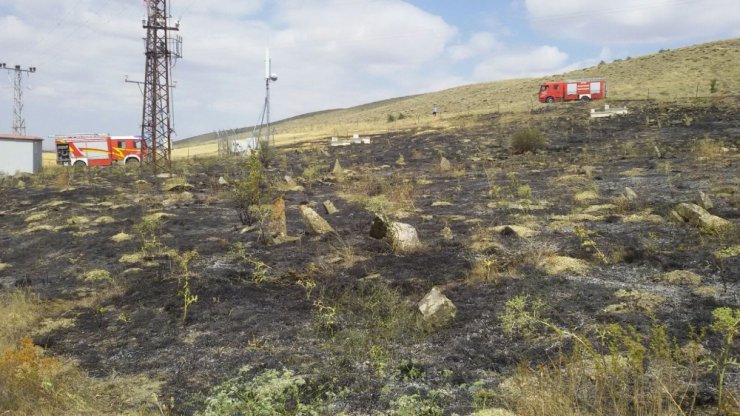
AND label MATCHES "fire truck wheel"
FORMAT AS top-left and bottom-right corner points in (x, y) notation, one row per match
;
(545, 97), (554, 103)
(125, 158), (139, 164)
(580, 96), (591, 101)
(73, 161), (86, 167)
